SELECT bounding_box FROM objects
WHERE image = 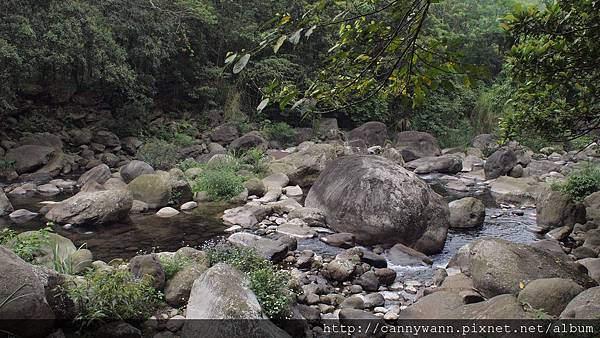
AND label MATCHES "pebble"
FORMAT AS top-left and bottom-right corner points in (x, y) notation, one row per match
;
(384, 312), (399, 320)
(224, 225), (242, 233)
(381, 291), (401, 301)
